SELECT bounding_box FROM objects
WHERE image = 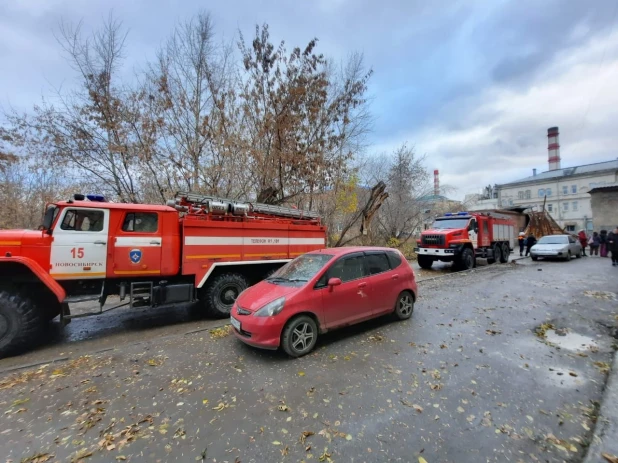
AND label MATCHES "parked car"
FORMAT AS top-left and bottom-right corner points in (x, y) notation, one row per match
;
(230, 247), (418, 357)
(530, 234), (582, 261)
